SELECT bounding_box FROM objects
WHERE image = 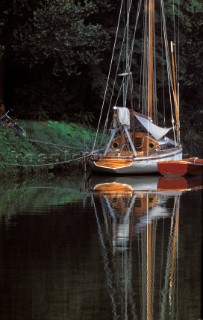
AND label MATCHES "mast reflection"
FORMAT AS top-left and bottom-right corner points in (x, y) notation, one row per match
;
(90, 175), (202, 320)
